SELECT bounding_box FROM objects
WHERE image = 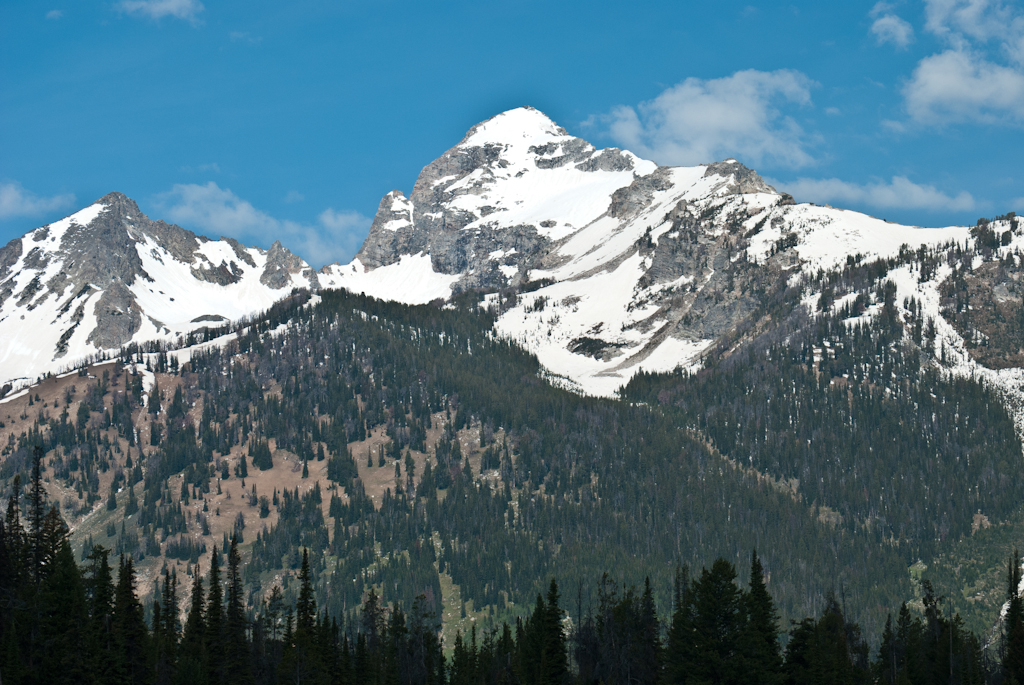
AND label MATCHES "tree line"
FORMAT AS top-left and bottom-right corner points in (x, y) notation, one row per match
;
(3, 449), (1022, 684)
